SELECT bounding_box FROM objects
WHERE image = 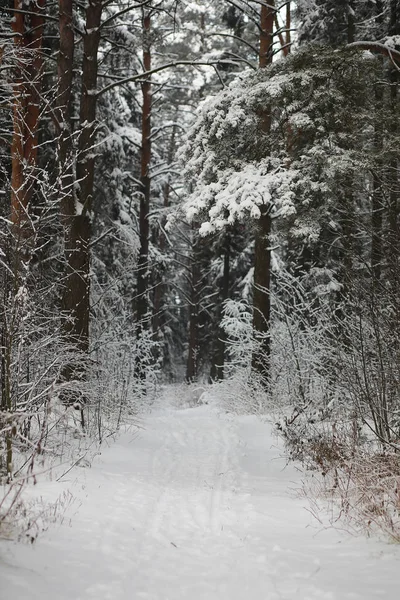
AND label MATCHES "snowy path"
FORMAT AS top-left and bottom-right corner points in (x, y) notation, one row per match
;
(1, 402), (400, 599)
